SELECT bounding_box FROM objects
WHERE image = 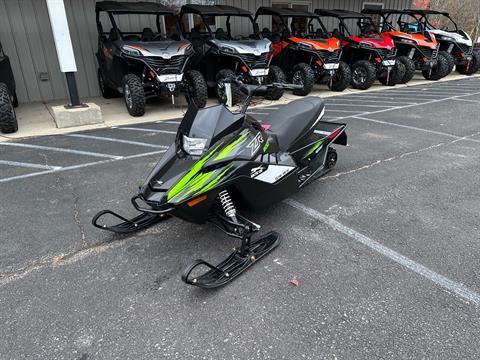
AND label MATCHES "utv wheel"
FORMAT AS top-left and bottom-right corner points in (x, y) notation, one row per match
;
(422, 53), (449, 81)
(439, 51), (455, 74)
(379, 61), (406, 86)
(350, 60), (376, 90)
(291, 63), (314, 96)
(216, 69), (240, 105)
(184, 70), (208, 108)
(98, 68), (118, 99)
(0, 83), (18, 134)
(328, 61), (351, 92)
(122, 74), (145, 117)
(457, 51), (480, 75)
(265, 65), (286, 100)
(325, 148), (337, 169)
(396, 56), (416, 84)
